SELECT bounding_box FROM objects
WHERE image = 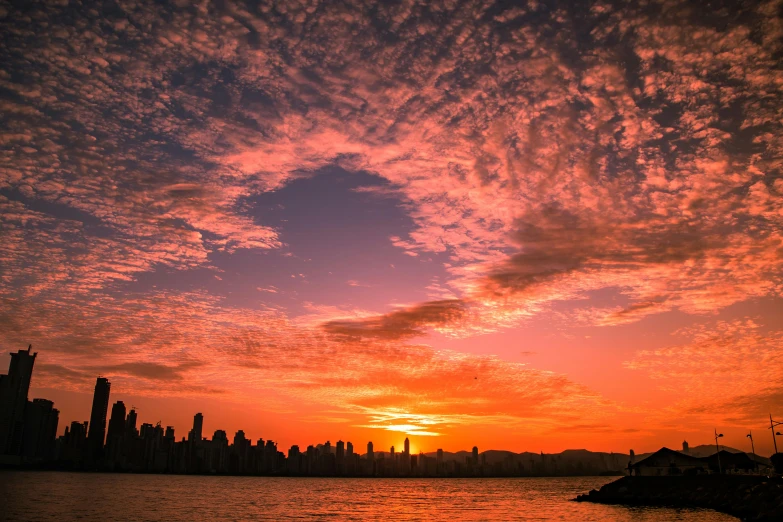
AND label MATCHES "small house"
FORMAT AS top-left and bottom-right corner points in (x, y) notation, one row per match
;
(629, 447), (706, 476)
